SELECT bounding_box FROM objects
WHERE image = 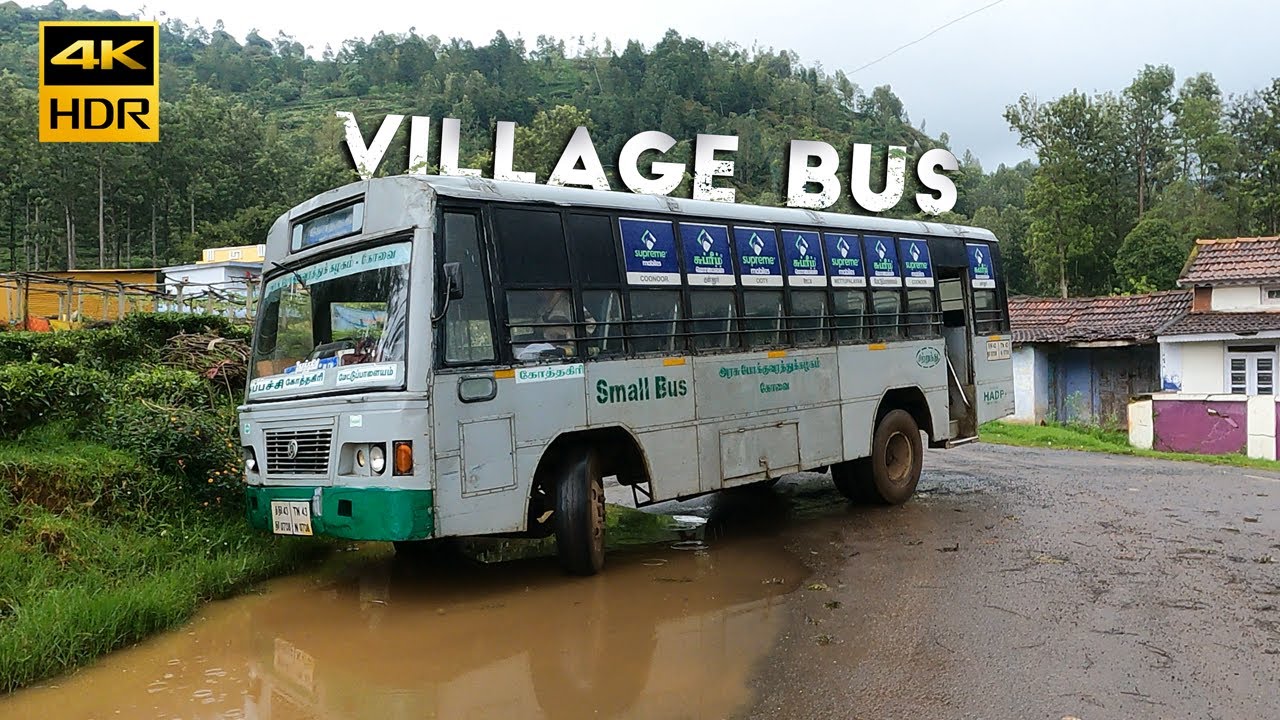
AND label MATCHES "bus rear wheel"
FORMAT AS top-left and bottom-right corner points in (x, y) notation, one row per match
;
(832, 409), (923, 505)
(553, 447), (606, 576)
